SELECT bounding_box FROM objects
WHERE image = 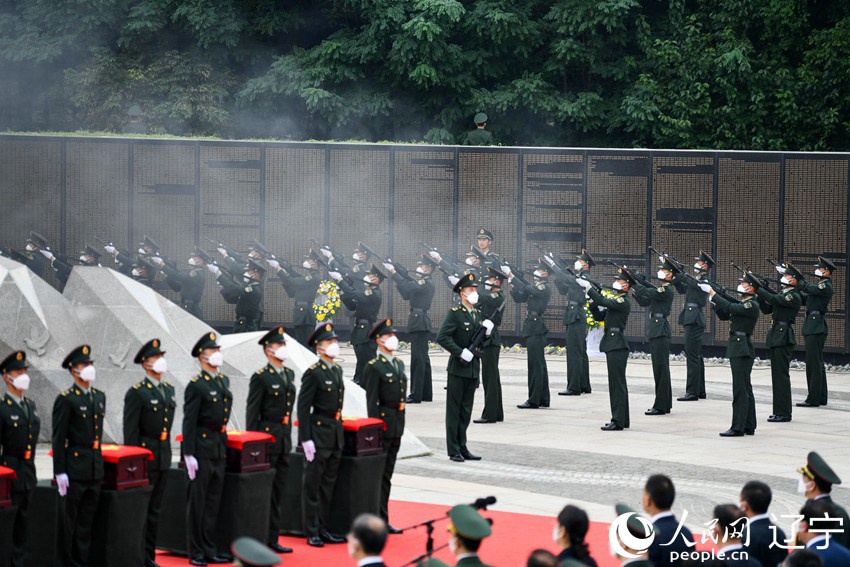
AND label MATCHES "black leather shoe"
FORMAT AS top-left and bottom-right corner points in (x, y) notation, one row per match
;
(207, 556), (230, 564)
(719, 429), (744, 437)
(319, 529), (345, 543)
(269, 542), (293, 553)
(796, 401), (818, 407)
(582, 389), (592, 394)
(473, 418), (495, 424)
(517, 401), (539, 409)
(307, 536), (324, 547)
(449, 454), (465, 463)
(558, 390), (580, 396)
(601, 423), (623, 431)
(699, 393), (707, 399)
(644, 408), (669, 415)
(677, 394), (699, 401)
(460, 450), (481, 461)
(745, 429), (755, 435)
(189, 558), (207, 566)
(767, 415), (792, 422)
(387, 524), (403, 534)
(406, 396), (421, 404)
(541, 401), (550, 408)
